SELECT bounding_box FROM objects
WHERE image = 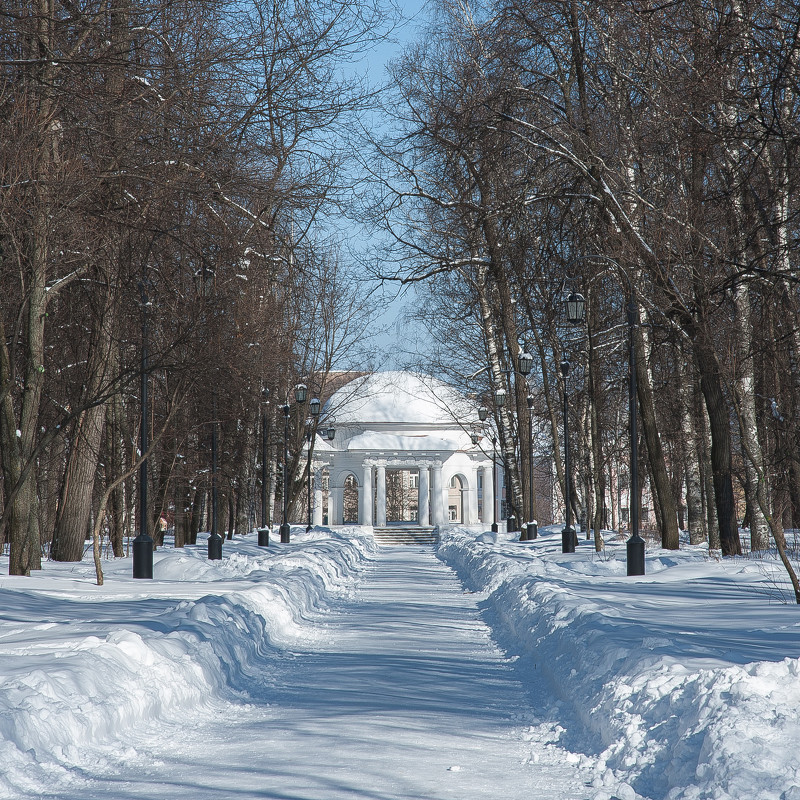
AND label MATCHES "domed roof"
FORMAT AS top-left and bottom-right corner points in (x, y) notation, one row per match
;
(325, 371), (472, 427)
